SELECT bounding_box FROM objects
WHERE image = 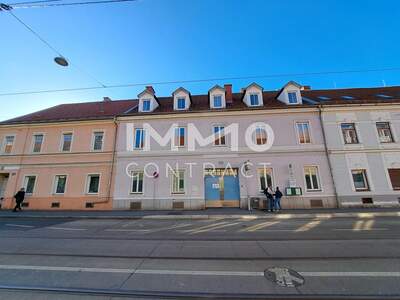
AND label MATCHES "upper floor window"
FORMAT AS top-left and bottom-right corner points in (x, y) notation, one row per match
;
(32, 134), (44, 153)
(341, 123), (359, 144)
(61, 133), (73, 152)
(54, 175), (67, 194)
(142, 99), (151, 112)
(134, 128), (145, 150)
(304, 166), (321, 191)
(24, 175), (36, 194)
(213, 126), (226, 146)
(388, 168), (400, 190)
(288, 91), (298, 104)
(250, 94), (260, 106)
(92, 131), (104, 151)
(213, 95), (222, 108)
(255, 126), (267, 145)
(87, 174), (100, 194)
(296, 122), (311, 144)
(131, 171), (144, 194)
(258, 168), (273, 191)
(174, 127), (185, 147)
(177, 98), (186, 110)
(351, 169), (370, 191)
(3, 135), (15, 154)
(171, 169), (185, 194)
(376, 122), (394, 143)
